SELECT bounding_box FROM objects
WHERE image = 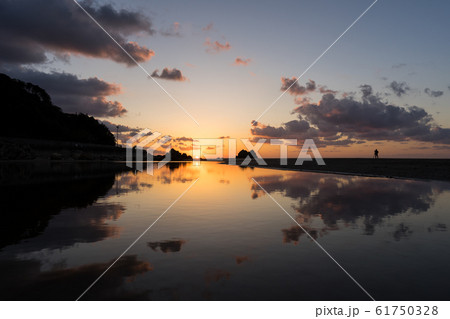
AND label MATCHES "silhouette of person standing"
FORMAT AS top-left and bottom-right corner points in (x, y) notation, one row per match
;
(374, 149), (379, 159)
